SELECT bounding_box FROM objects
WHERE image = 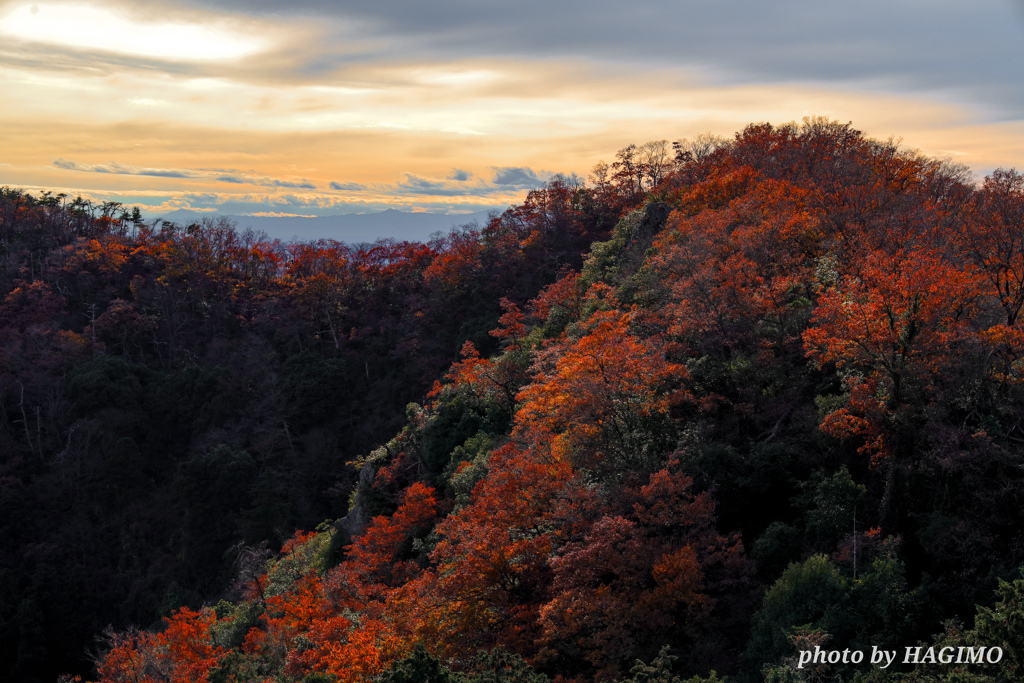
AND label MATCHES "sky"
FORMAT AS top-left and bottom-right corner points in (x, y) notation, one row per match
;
(2, 0), (1024, 219)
